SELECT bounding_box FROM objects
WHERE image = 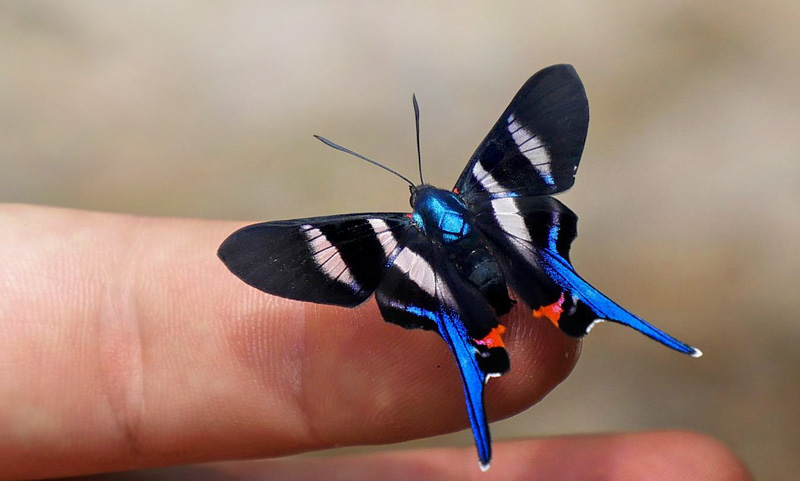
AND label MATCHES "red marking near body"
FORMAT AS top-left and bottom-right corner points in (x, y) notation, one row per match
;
(533, 292), (565, 328)
(405, 213), (413, 218)
(453, 187), (459, 194)
(474, 324), (506, 348)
